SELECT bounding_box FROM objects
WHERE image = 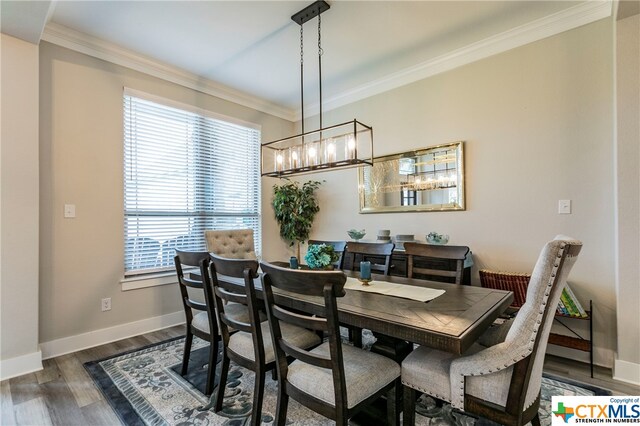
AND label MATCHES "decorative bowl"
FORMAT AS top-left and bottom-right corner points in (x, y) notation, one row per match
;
(426, 232), (449, 245)
(347, 229), (366, 241)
